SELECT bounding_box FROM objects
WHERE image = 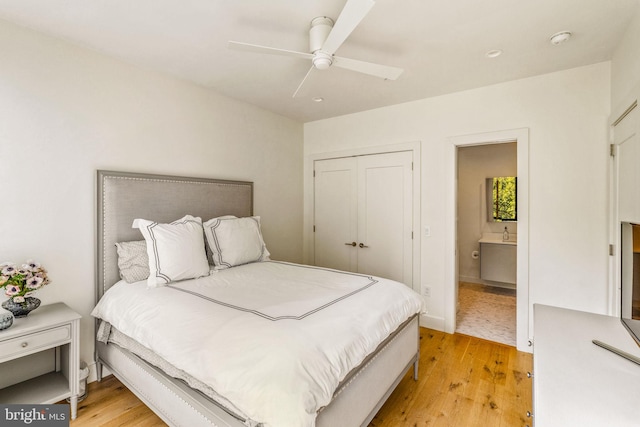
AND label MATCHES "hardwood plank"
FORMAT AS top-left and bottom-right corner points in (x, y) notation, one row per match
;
(68, 329), (532, 427)
(69, 375), (164, 426)
(370, 330), (532, 427)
